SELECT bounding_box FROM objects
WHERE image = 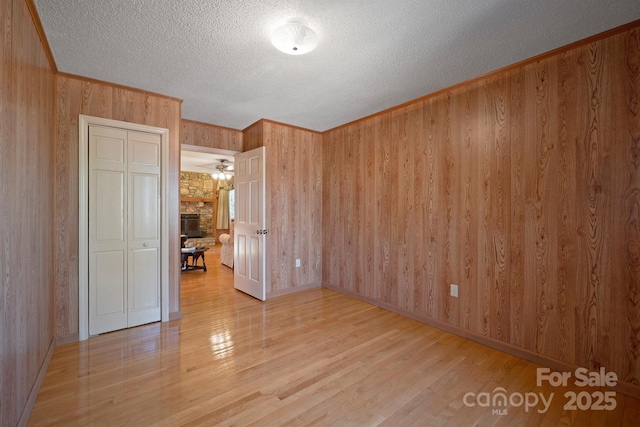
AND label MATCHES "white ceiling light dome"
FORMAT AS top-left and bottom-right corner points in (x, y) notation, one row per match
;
(271, 19), (319, 55)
